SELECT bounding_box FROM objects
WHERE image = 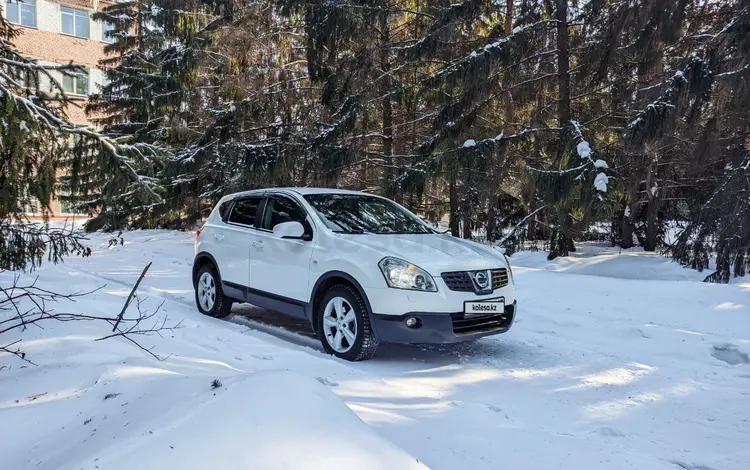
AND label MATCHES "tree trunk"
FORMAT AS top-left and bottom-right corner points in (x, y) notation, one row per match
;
(549, 0), (572, 259)
(526, 196), (537, 240)
(486, 183), (498, 241)
(379, 8), (394, 196)
(449, 173), (459, 236)
(486, 146), (506, 242)
(621, 218), (635, 249)
(462, 200), (472, 240)
(643, 149), (659, 251)
(136, 1), (143, 52)
(619, 191), (637, 249)
(505, 0), (514, 32)
(644, 199), (659, 251)
(486, 0), (515, 243)
(556, 0), (571, 126)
